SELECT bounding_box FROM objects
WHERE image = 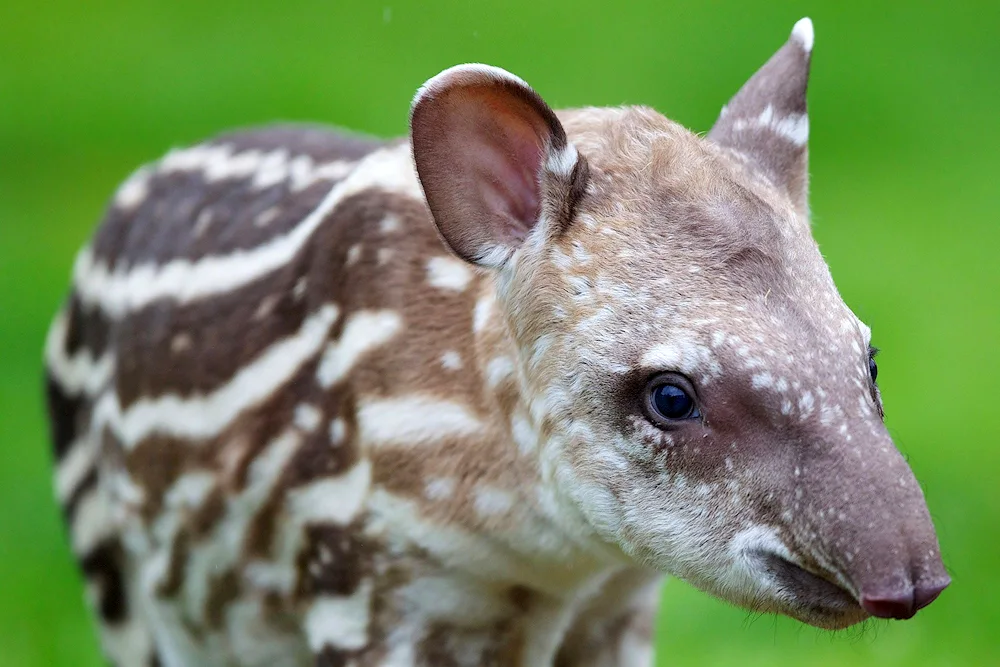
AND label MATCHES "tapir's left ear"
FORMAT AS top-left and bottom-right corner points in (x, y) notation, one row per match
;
(709, 18), (814, 217)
